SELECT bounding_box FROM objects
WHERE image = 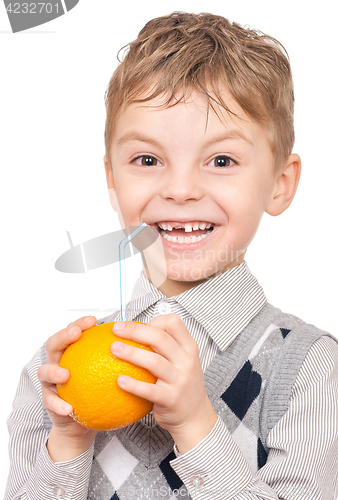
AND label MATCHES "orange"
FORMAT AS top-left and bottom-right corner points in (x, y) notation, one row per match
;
(57, 321), (157, 431)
